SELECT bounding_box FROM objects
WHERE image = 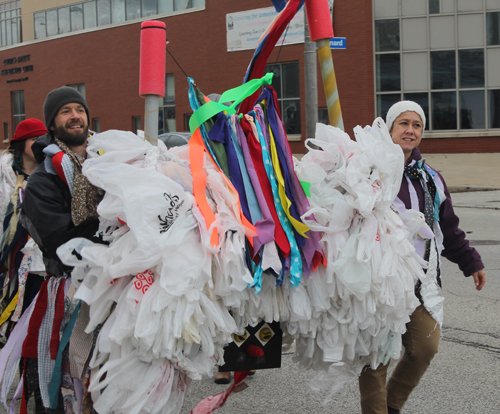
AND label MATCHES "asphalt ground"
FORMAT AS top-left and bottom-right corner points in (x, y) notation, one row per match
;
(181, 190), (500, 414)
